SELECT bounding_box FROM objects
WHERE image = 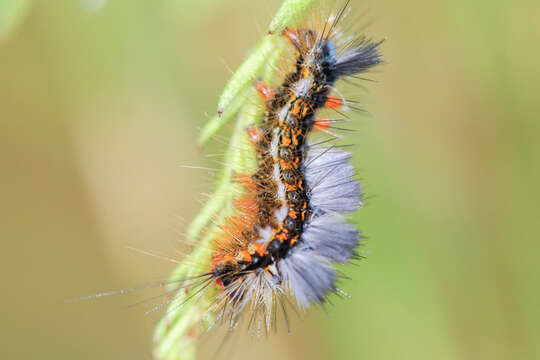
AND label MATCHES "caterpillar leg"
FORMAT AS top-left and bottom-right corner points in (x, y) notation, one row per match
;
(254, 80), (273, 101)
(282, 28), (299, 45)
(246, 126), (261, 144)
